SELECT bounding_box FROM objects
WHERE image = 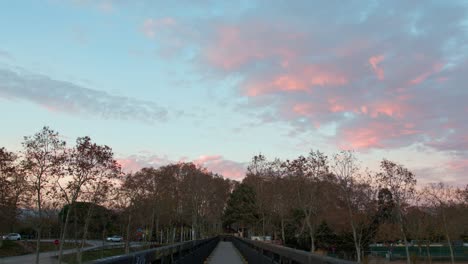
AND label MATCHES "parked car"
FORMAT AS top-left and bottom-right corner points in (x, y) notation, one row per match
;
(2, 233), (21, 240)
(106, 235), (123, 242)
